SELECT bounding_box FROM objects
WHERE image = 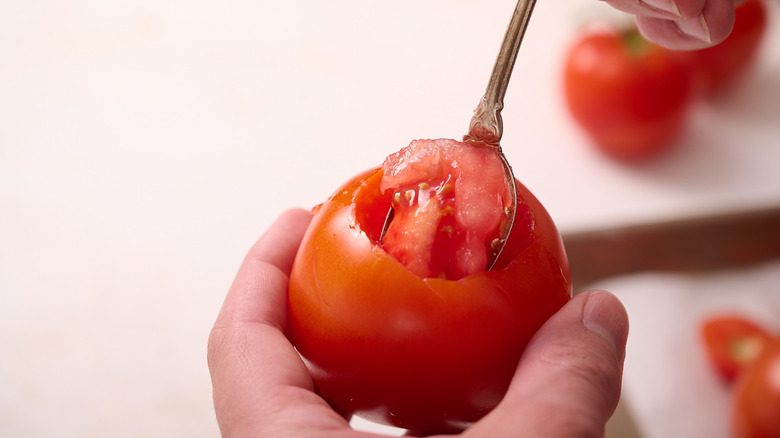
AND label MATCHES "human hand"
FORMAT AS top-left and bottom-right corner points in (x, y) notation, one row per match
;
(208, 208), (630, 437)
(603, 0), (740, 49)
